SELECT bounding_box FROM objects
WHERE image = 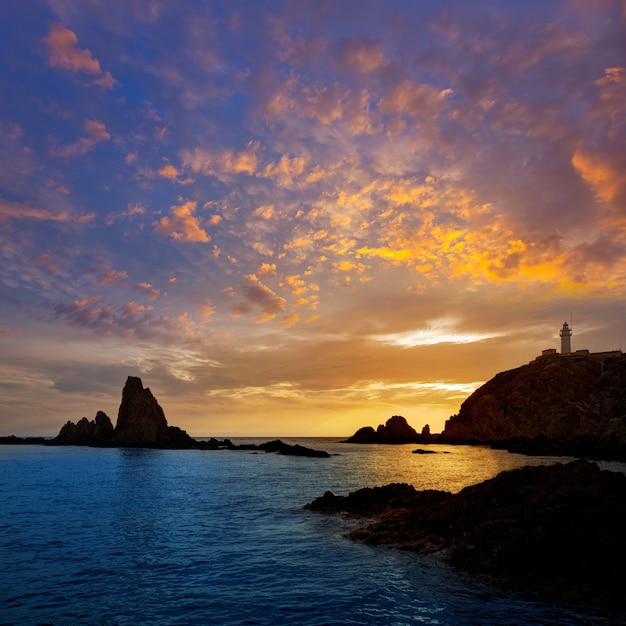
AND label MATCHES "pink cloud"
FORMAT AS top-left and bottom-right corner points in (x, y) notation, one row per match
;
(55, 119), (111, 158)
(133, 282), (161, 300)
(336, 39), (388, 74)
(97, 269), (129, 286)
(52, 296), (194, 341)
(0, 199), (94, 223)
(44, 23), (117, 89)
